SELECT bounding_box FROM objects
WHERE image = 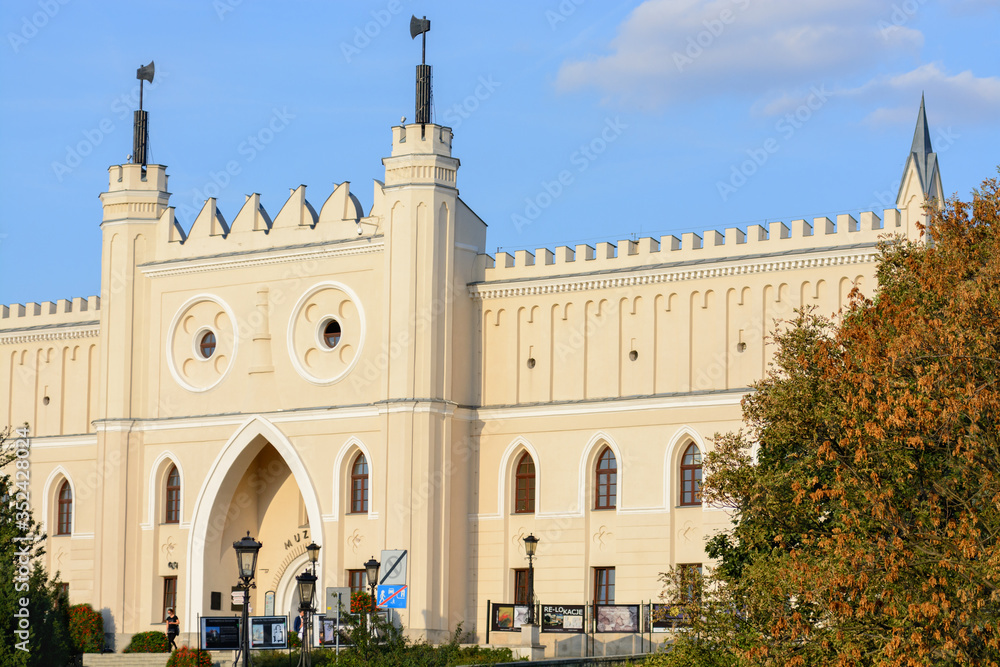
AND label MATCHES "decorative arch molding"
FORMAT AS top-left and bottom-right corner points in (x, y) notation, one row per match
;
(664, 426), (709, 511)
(183, 415), (324, 633)
(576, 431), (624, 516)
(41, 465), (75, 536)
(328, 436), (378, 520)
(276, 550), (312, 617)
(142, 451), (187, 530)
(492, 436), (542, 519)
